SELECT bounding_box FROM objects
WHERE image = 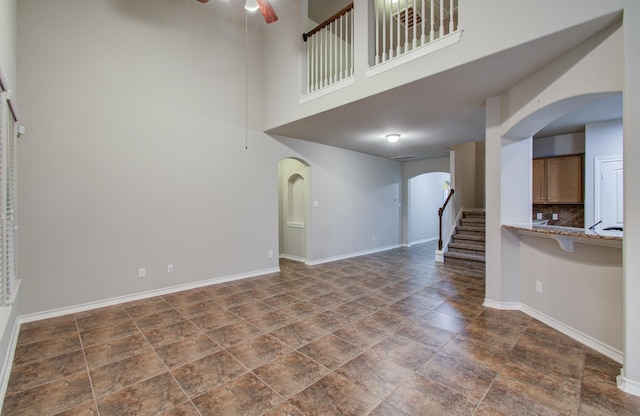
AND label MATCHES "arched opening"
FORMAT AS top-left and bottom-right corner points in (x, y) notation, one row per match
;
(278, 158), (311, 262)
(407, 171), (451, 245)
